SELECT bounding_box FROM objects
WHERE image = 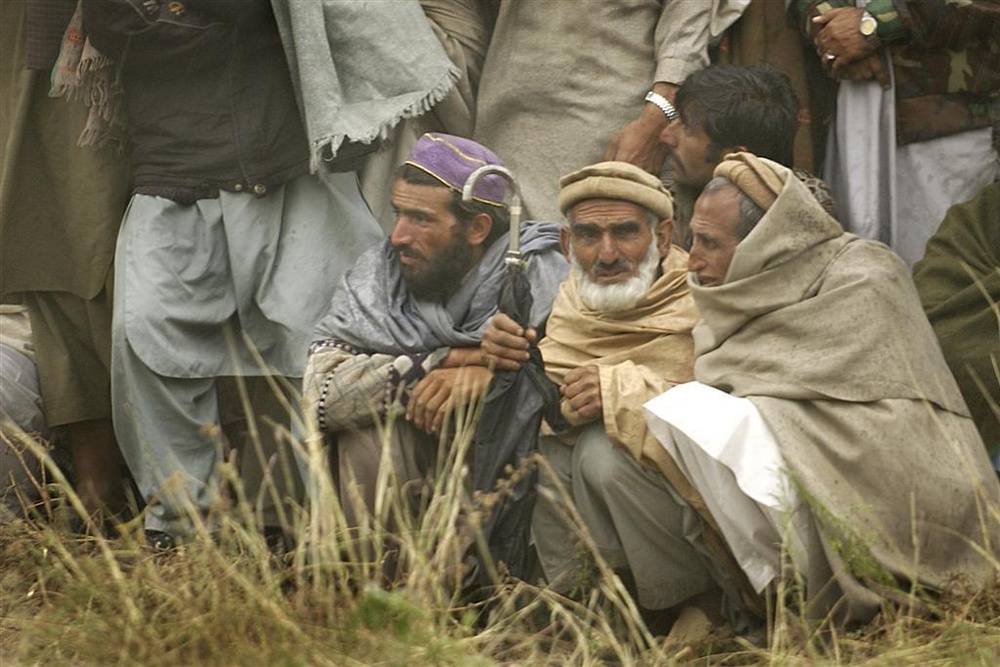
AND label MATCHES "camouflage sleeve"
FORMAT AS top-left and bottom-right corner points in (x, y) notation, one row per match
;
(873, 0), (1000, 49)
(790, 0), (1000, 50)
